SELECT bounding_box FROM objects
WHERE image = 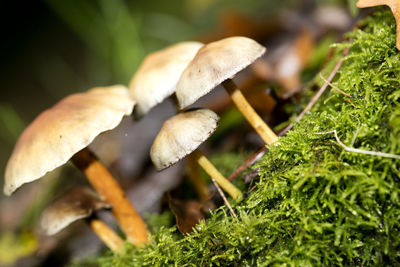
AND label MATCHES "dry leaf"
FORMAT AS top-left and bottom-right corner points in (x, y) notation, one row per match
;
(168, 195), (205, 235)
(356, 0), (400, 50)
